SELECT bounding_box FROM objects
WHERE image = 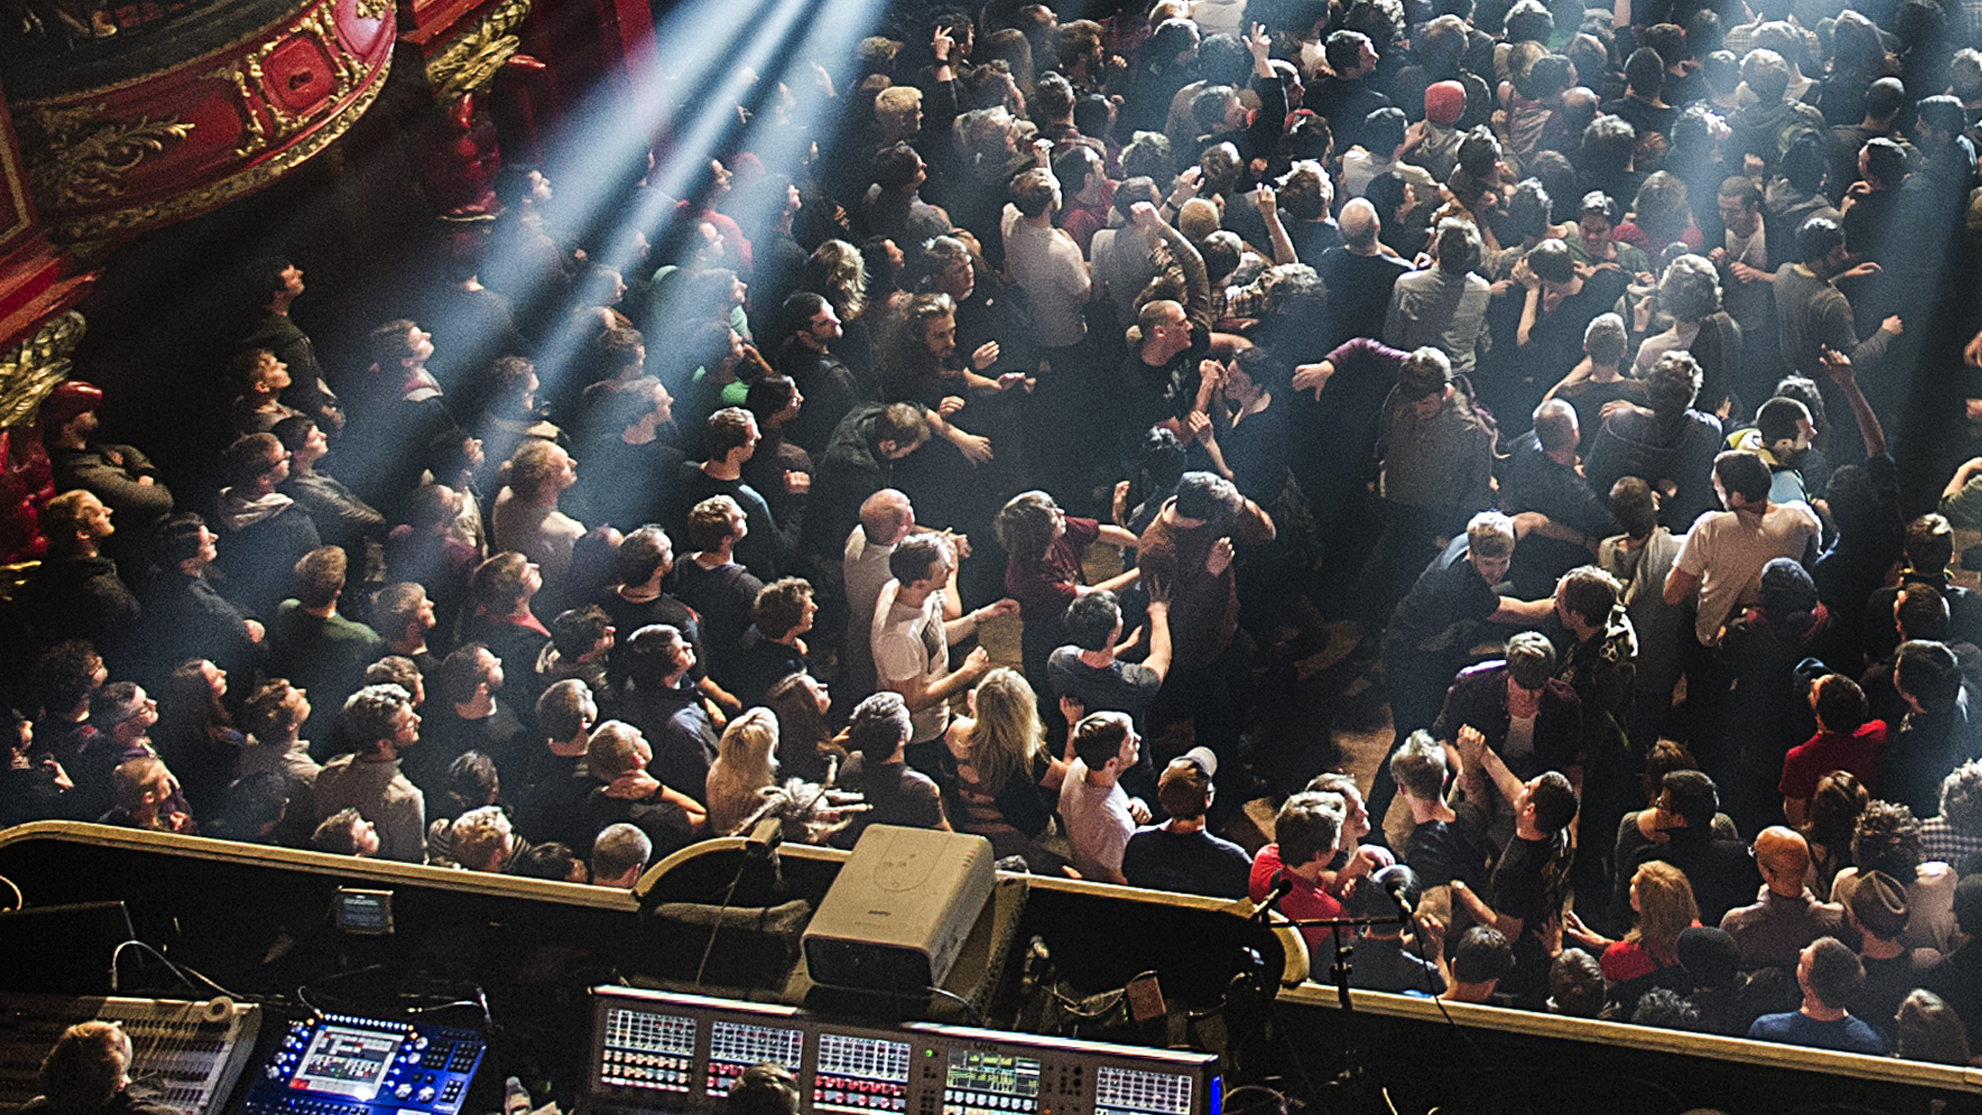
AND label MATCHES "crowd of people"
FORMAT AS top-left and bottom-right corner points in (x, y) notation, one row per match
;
(5, 0), (1982, 1071)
